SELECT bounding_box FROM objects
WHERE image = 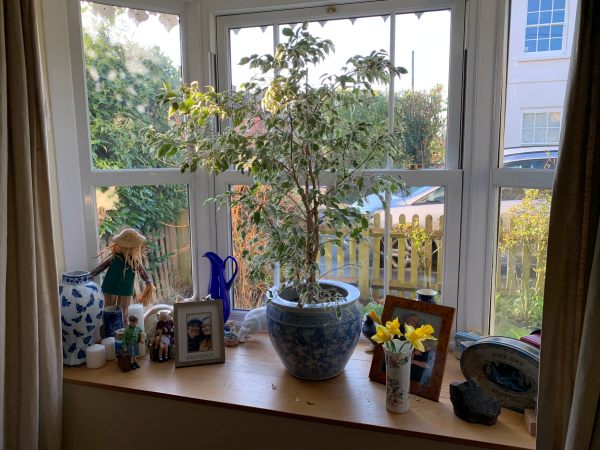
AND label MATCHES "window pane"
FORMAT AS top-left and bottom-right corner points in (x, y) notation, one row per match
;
(548, 111), (562, 127)
(229, 26), (274, 90)
(96, 184), (192, 305)
(528, 0), (540, 11)
(229, 185), (274, 310)
(278, 18), (390, 168)
(527, 12), (539, 25)
(553, 9), (565, 22)
(539, 11), (552, 23)
(538, 26), (551, 38)
(504, 0), (577, 166)
(279, 17), (390, 90)
(534, 112), (548, 127)
(81, 2), (182, 169)
(547, 127), (560, 143)
(533, 127), (548, 143)
(394, 10), (451, 169)
(521, 128), (534, 144)
(551, 25), (563, 37)
(525, 27), (538, 39)
(554, 0), (566, 9)
(522, 112), (535, 127)
(323, 186), (446, 302)
(230, 184), (445, 305)
(494, 189), (551, 337)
